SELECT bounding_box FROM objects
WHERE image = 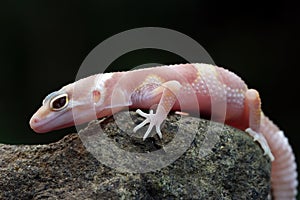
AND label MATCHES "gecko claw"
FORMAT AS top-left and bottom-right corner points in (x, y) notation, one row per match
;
(155, 126), (163, 139)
